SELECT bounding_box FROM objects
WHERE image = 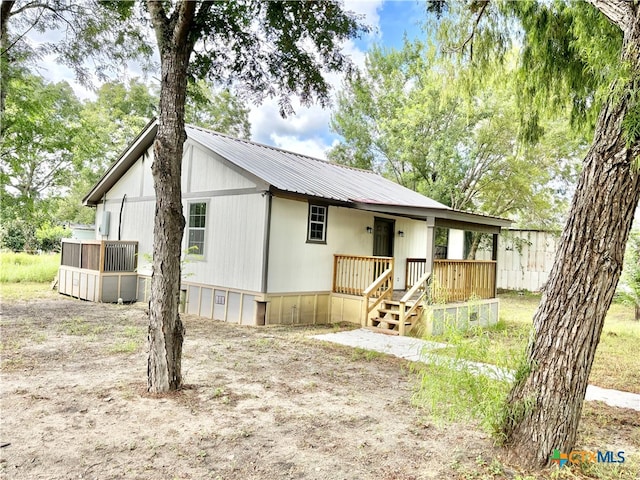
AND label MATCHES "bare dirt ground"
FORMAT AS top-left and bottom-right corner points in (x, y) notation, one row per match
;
(1, 290), (638, 480)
